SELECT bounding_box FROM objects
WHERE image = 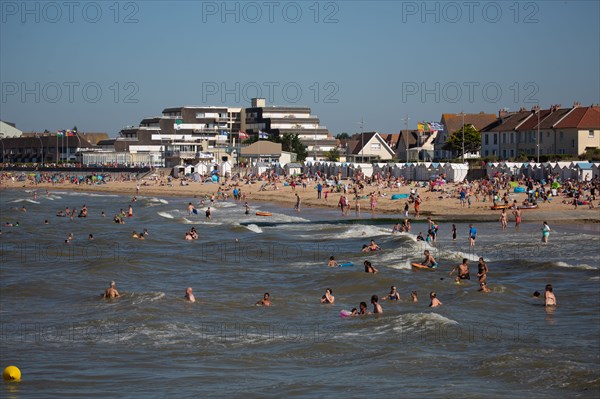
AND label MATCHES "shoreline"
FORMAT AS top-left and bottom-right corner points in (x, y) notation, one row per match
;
(2, 179), (599, 225)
